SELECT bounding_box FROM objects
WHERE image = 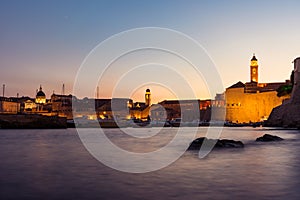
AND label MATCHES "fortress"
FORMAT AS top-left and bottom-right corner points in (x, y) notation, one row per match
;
(225, 55), (289, 123)
(267, 57), (300, 128)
